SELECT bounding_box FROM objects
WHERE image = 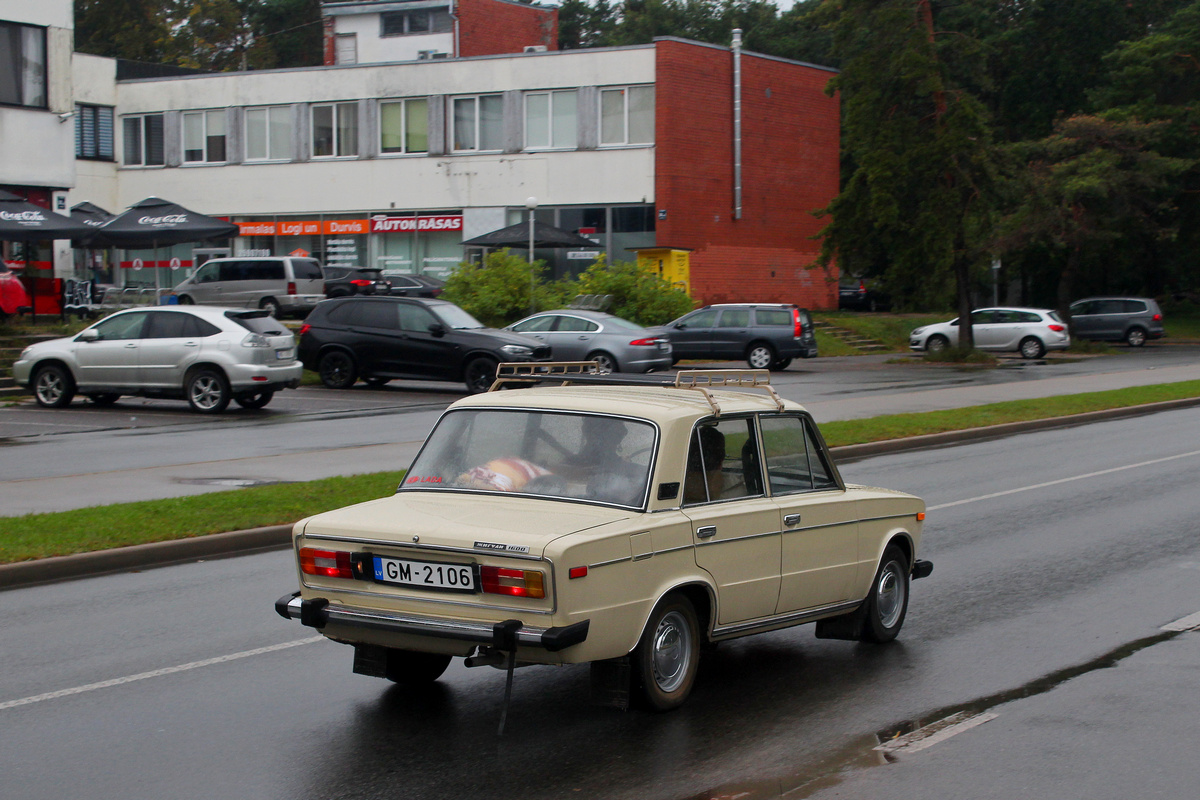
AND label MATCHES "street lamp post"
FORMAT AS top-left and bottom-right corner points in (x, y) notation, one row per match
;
(525, 196), (537, 314)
